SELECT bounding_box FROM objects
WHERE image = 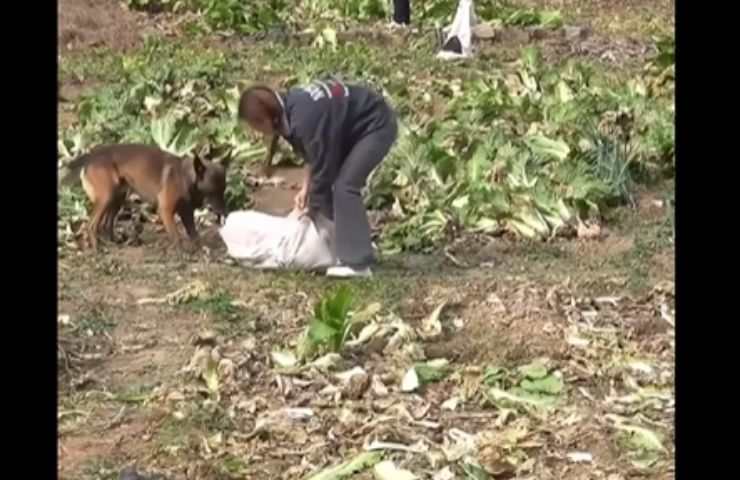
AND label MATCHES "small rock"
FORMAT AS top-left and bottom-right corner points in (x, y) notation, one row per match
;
(472, 23), (496, 40)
